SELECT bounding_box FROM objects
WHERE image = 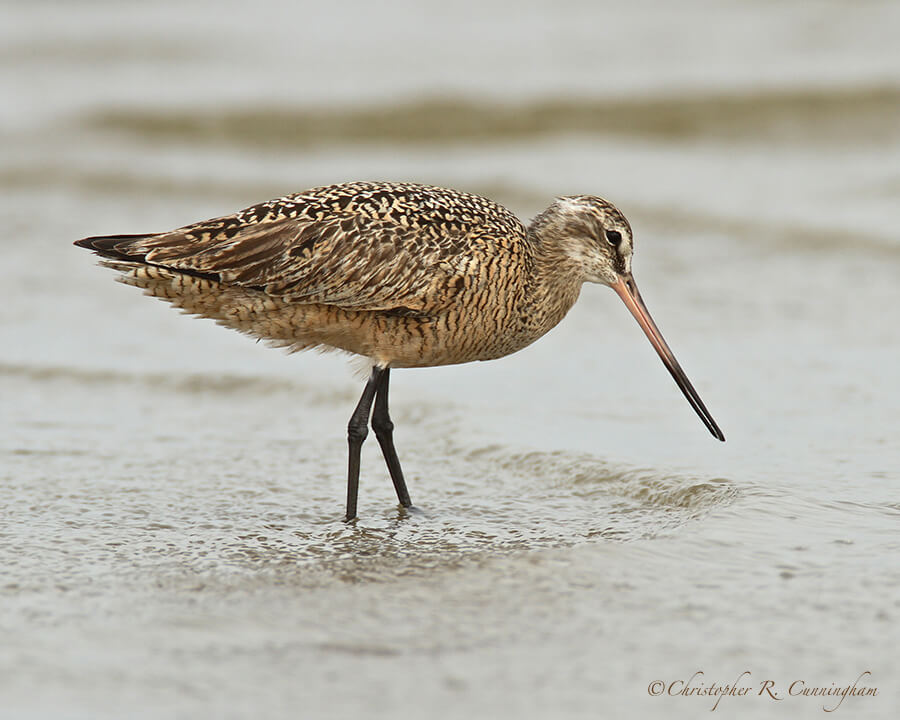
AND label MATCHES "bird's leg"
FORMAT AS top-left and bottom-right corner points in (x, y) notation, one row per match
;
(345, 368), (381, 521)
(371, 368), (413, 509)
